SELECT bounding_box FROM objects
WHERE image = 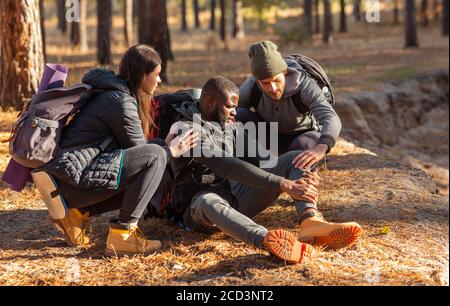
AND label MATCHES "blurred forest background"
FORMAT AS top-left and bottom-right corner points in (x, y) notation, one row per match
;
(0, 0), (449, 110)
(0, 0), (448, 286)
